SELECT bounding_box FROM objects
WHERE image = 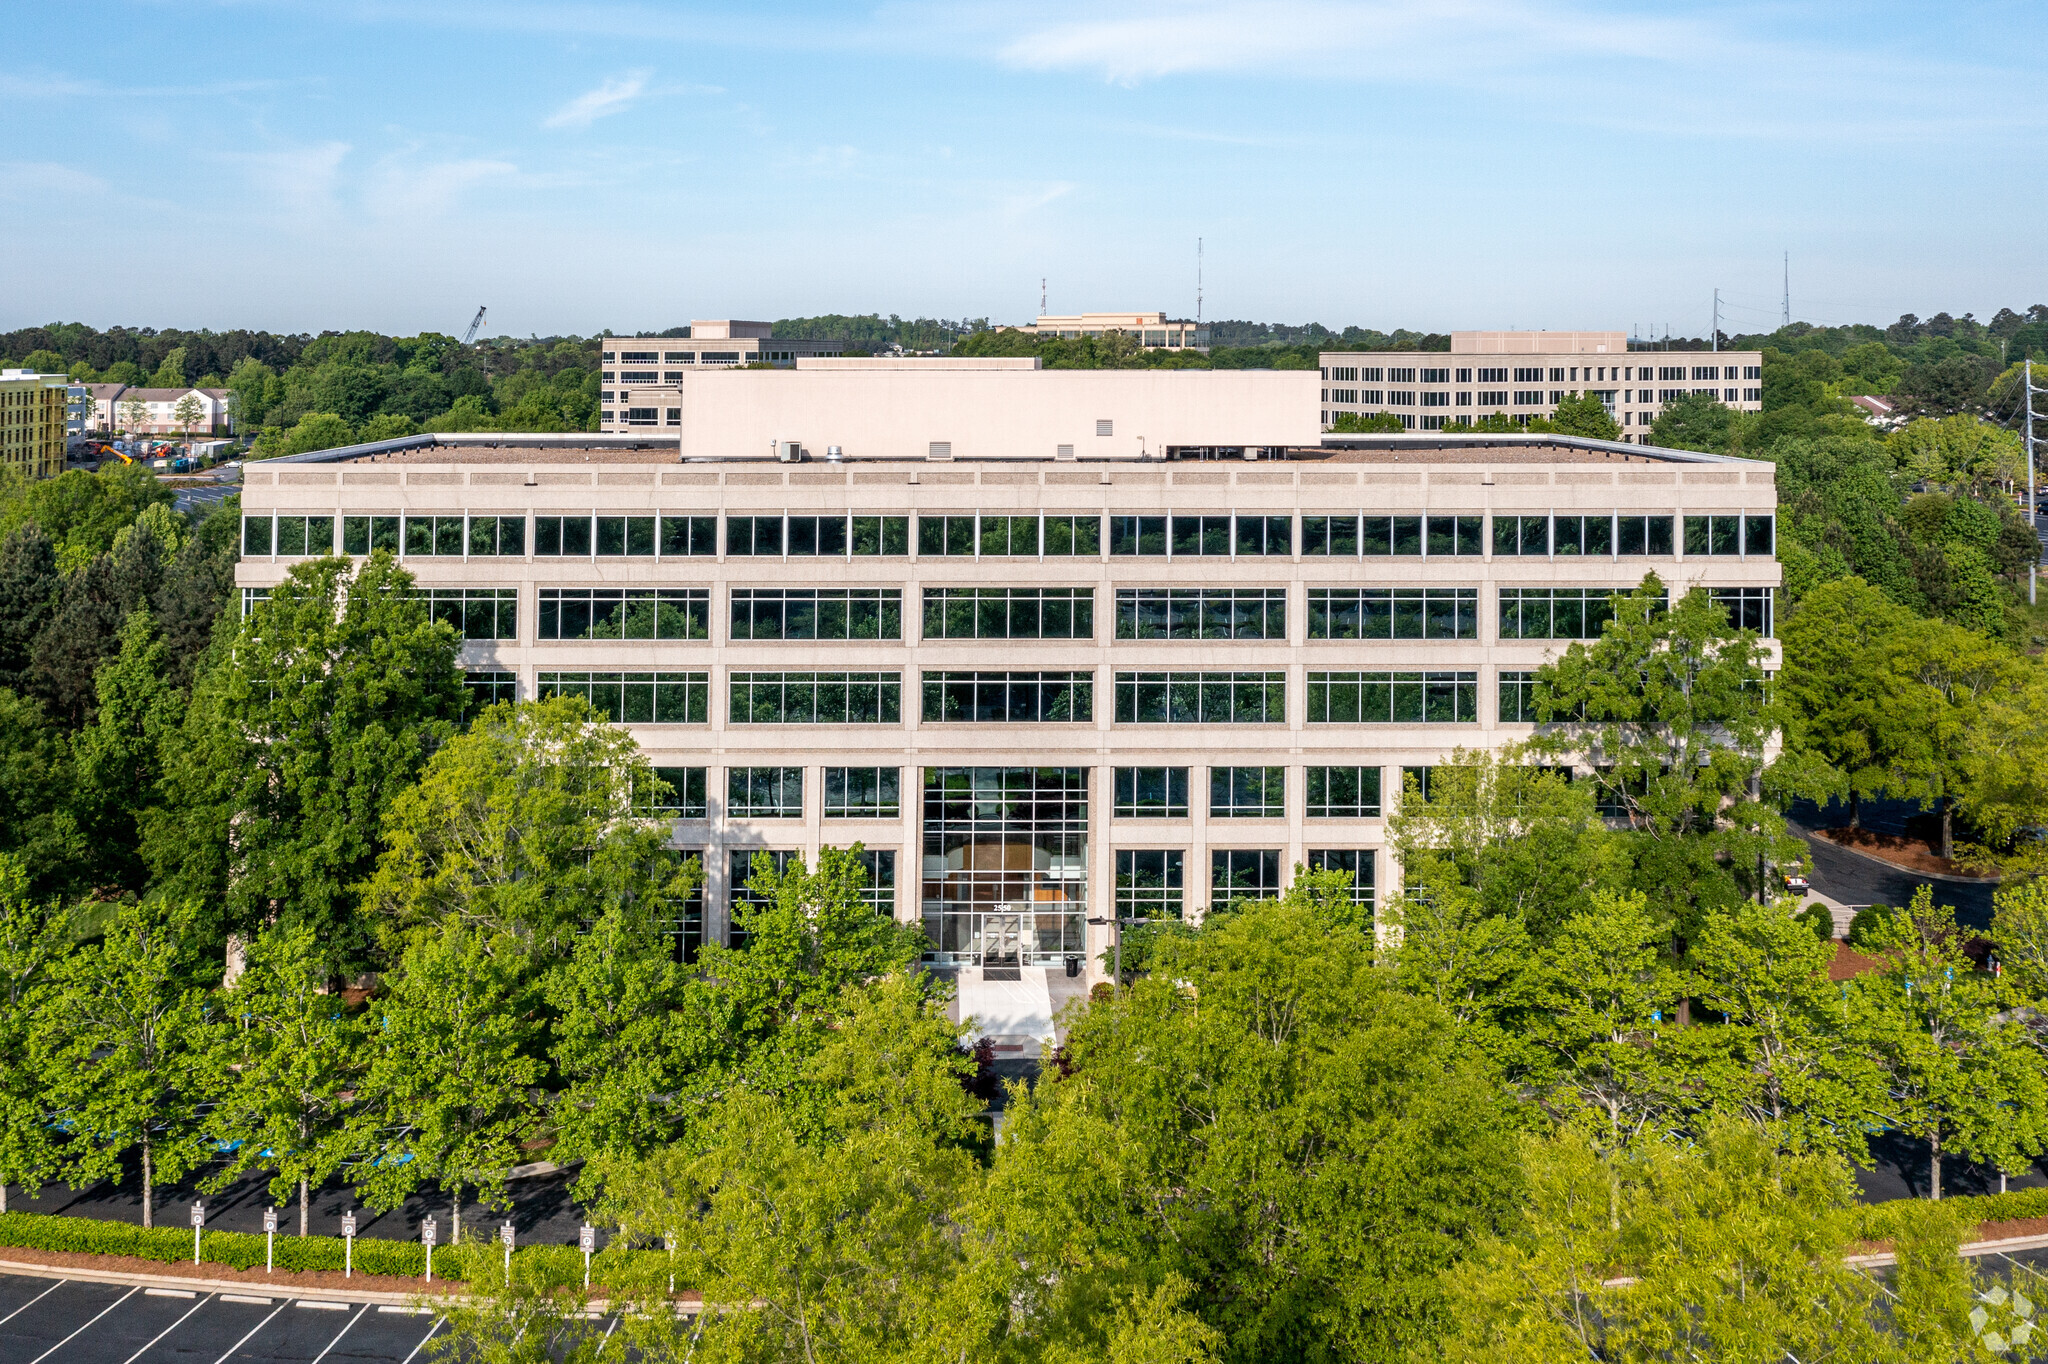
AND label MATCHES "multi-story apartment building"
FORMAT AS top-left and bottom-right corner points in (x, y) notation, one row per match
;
(0, 369), (73, 479)
(89, 384), (236, 436)
(1320, 331), (1763, 442)
(598, 322), (845, 432)
(238, 360), (1779, 1020)
(1007, 312), (1210, 351)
